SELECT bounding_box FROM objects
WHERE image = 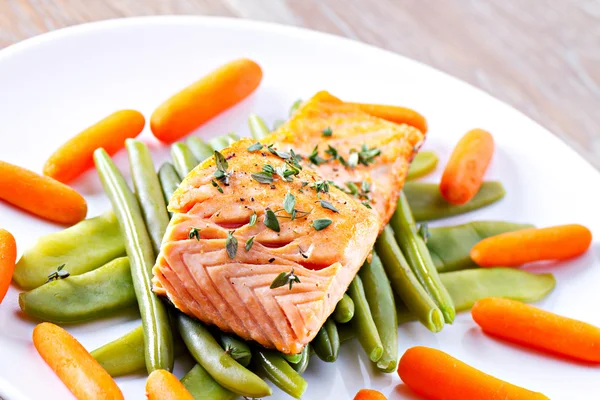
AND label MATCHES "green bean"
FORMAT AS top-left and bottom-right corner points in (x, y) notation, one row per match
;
(359, 251), (398, 372)
(428, 221), (534, 272)
(289, 99), (302, 116)
(283, 352), (303, 364)
(333, 293), (355, 323)
(404, 181), (506, 221)
(182, 364), (237, 400)
(209, 135), (231, 151)
(390, 192), (455, 323)
(177, 313), (271, 398)
(337, 324), (354, 344)
(407, 151), (438, 180)
(19, 257), (135, 324)
(127, 139), (170, 255)
(248, 113), (270, 140)
(158, 162), (181, 214)
(187, 137), (215, 163)
(92, 325), (145, 376)
(171, 142), (199, 179)
(347, 275), (383, 362)
(290, 345), (310, 374)
(14, 211), (125, 290)
(312, 318), (340, 362)
(217, 333), (251, 367)
(94, 149), (174, 373)
(227, 132), (240, 142)
(253, 349), (308, 399)
(272, 119), (285, 130)
(375, 226), (444, 333)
